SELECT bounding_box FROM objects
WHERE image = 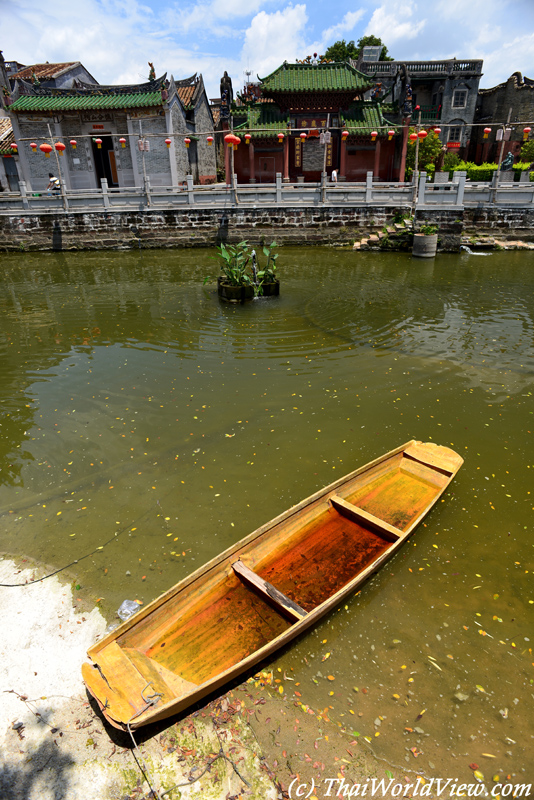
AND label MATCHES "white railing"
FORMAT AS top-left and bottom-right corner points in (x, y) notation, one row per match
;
(1, 171), (533, 213)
